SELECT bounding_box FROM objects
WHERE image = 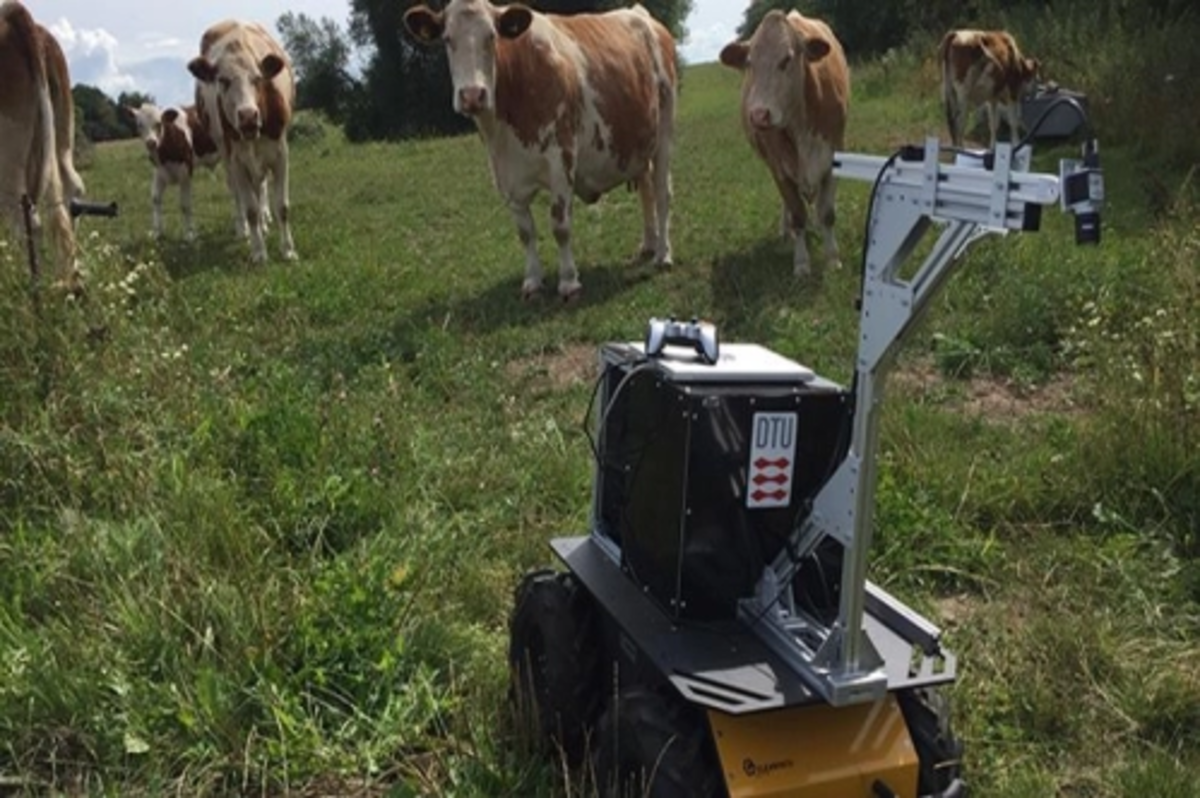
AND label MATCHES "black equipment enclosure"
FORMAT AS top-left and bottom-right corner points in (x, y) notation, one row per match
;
(593, 344), (850, 622)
